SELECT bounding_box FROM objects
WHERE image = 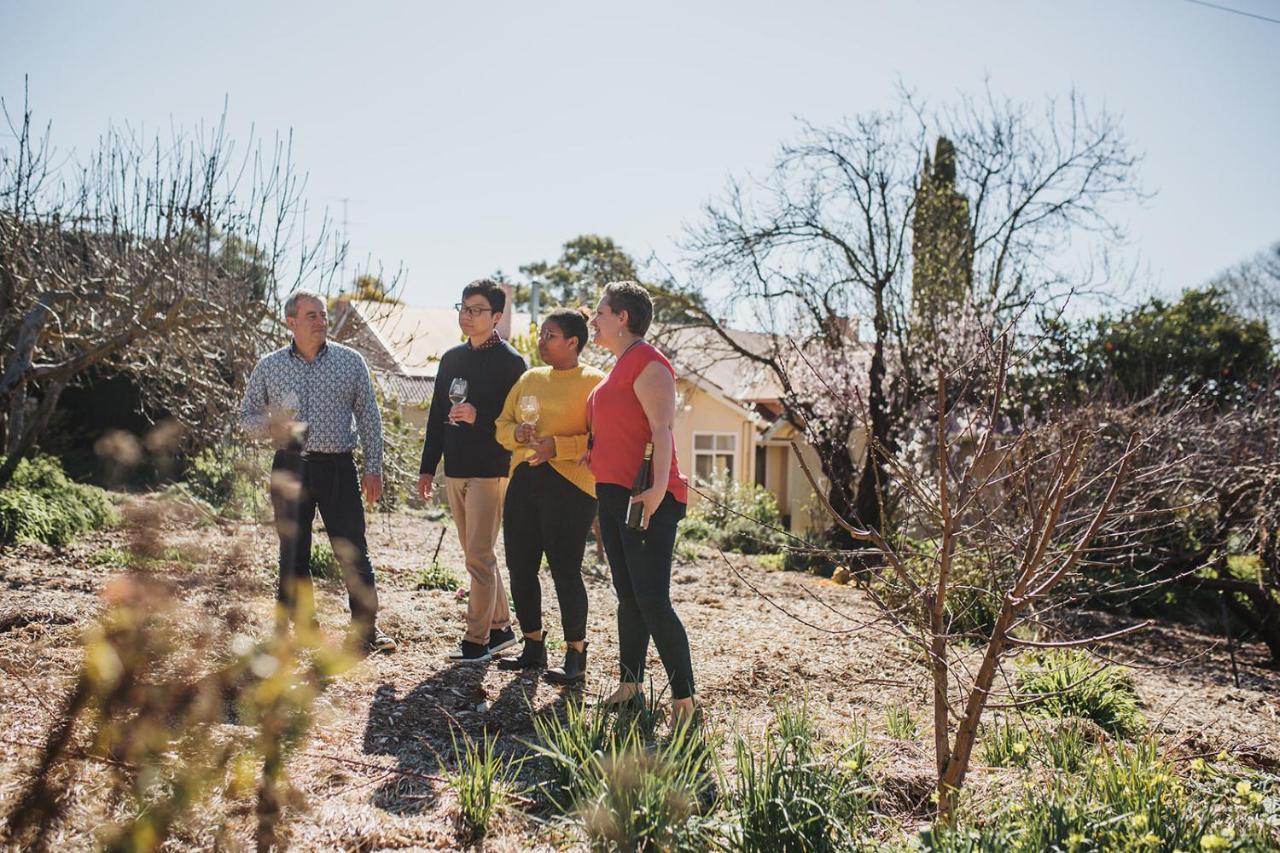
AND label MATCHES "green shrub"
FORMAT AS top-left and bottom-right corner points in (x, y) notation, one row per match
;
(445, 728), (524, 842)
(183, 446), (268, 520)
(0, 456), (117, 546)
(1014, 650), (1144, 737)
(413, 561), (462, 592)
(309, 542), (342, 580)
(677, 515), (715, 542)
(783, 537), (838, 577)
(686, 473), (787, 555)
(872, 547), (1008, 638)
(924, 740), (1272, 852)
(728, 698), (872, 852)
